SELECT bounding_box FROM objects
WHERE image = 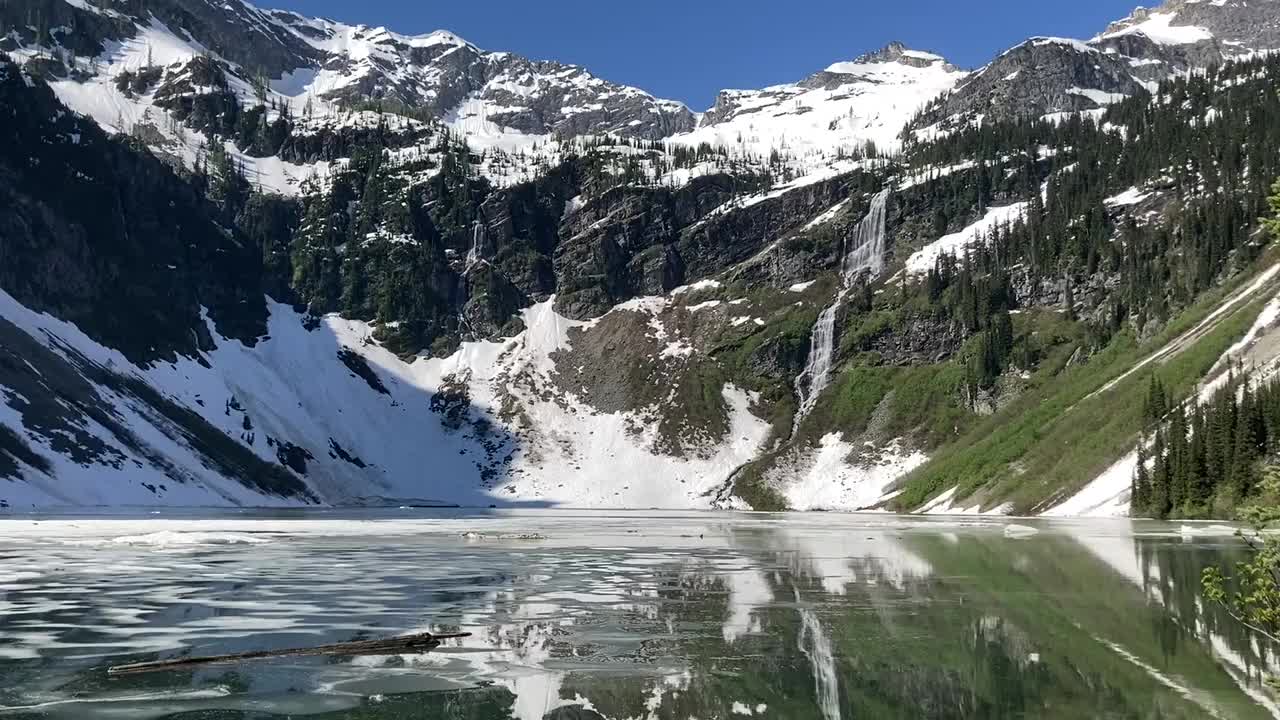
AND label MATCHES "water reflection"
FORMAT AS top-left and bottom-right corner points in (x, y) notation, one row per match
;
(0, 512), (1275, 719)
